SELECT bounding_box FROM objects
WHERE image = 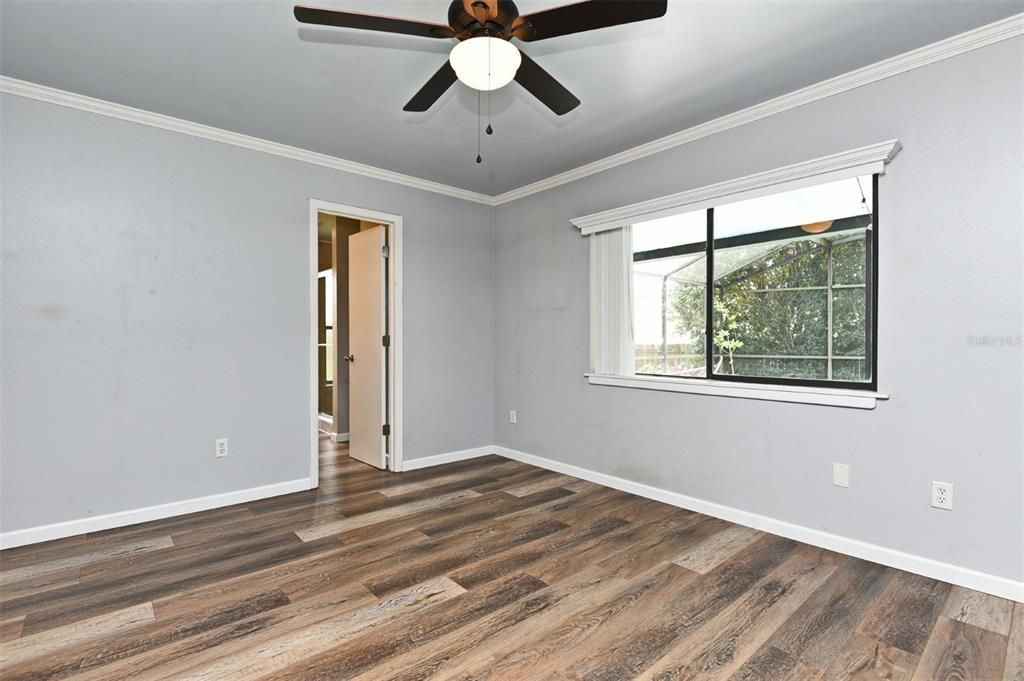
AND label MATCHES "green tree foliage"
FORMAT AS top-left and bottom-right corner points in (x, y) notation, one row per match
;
(670, 282), (705, 356)
(668, 234), (868, 380)
(713, 299), (743, 374)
